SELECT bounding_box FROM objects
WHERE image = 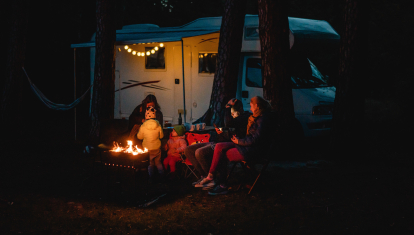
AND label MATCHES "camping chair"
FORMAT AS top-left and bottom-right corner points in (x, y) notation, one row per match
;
(227, 156), (271, 195)
(179, 132), (211, 179)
